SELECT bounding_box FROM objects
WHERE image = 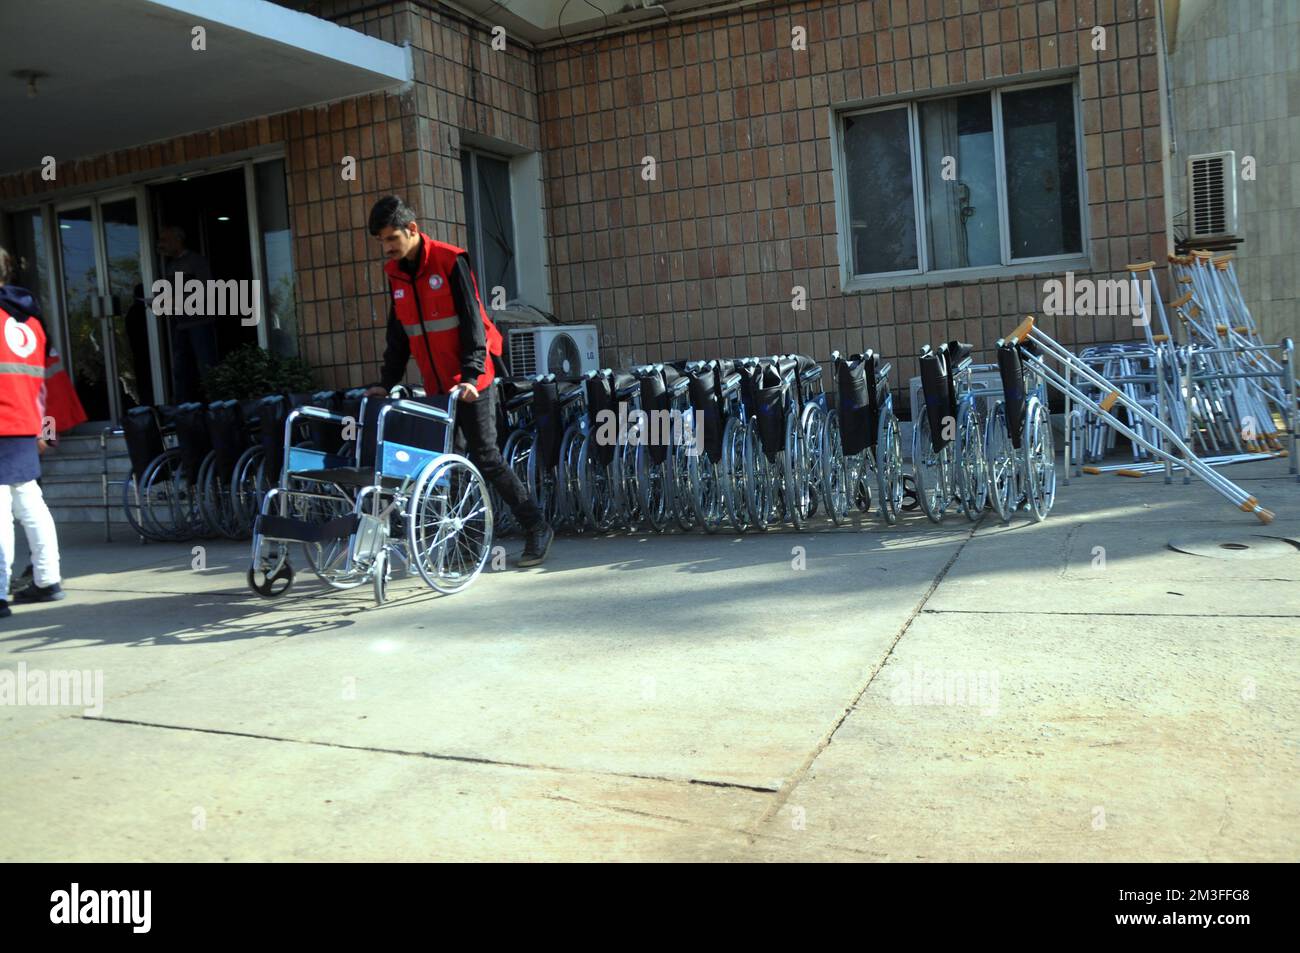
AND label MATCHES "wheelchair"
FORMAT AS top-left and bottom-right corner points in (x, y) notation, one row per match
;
(824, 350), (906, 525)
(985, 335), (1055, 523)
(913, 341), (989, 522)
(248, 391), (493, 603)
